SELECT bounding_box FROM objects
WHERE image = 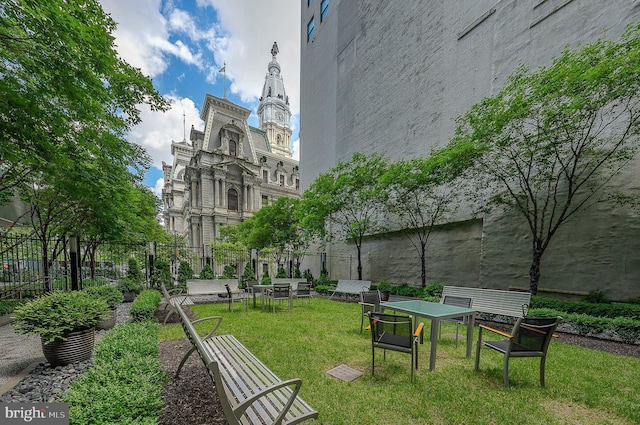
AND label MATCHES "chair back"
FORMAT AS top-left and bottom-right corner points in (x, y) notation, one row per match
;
(225, 284), (233, 297)
(368, 312), (413, 350)
(272, 283), (291, 299)
(297, 282), (311, 296)
(515, 316), (561, 353)
(361, 290), (380, 309)
(246, 280), (258, 292)
(442, 295), (473, 322)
